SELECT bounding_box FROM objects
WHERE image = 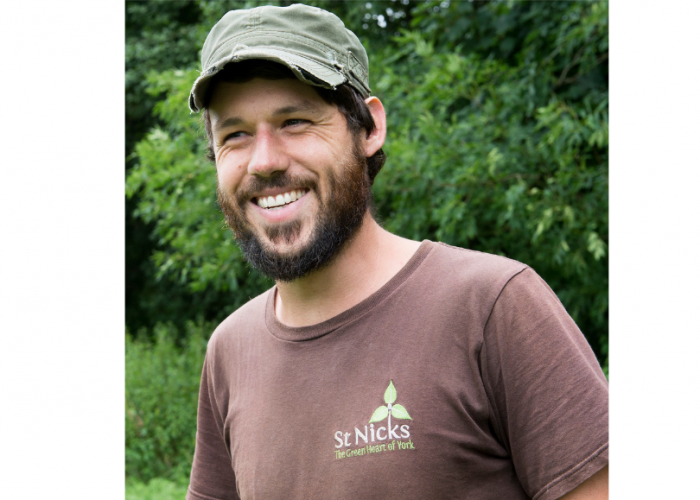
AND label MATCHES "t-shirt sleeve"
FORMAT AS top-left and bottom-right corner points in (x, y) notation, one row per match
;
(480, 268), (608, 500)
(187, 351), (241, 500)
